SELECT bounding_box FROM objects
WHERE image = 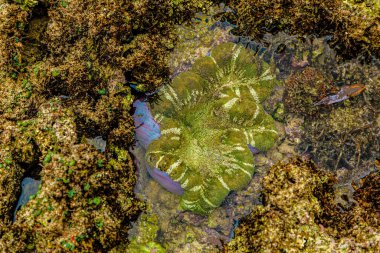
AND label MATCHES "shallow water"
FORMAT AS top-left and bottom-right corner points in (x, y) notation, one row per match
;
(128, 9), (379, 252)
